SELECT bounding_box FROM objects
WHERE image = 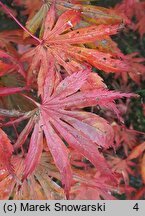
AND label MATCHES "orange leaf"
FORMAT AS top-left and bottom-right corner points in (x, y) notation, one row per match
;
(128, 142), (145, 160)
